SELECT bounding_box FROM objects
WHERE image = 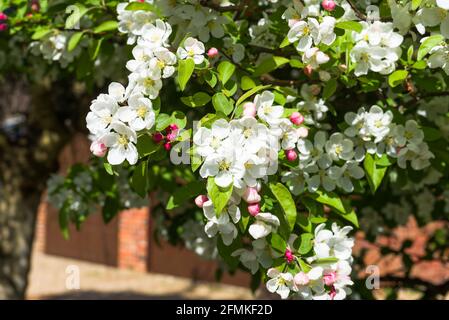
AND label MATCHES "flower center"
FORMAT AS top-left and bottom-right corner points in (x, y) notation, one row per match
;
(137, 106), (147, 118)
(118, 135), (128, 146)
(157, 60), (165, 69)
(218, 160), (231, 171)
(374, 119), (383, 128)
(335, 144), (343, 154)
(404, 131), (414, 140)
(243, 128), (253, 138)
(144, 78), (155, 87)
(264, 106), (273, 115)
(303, 26), (310, 35)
